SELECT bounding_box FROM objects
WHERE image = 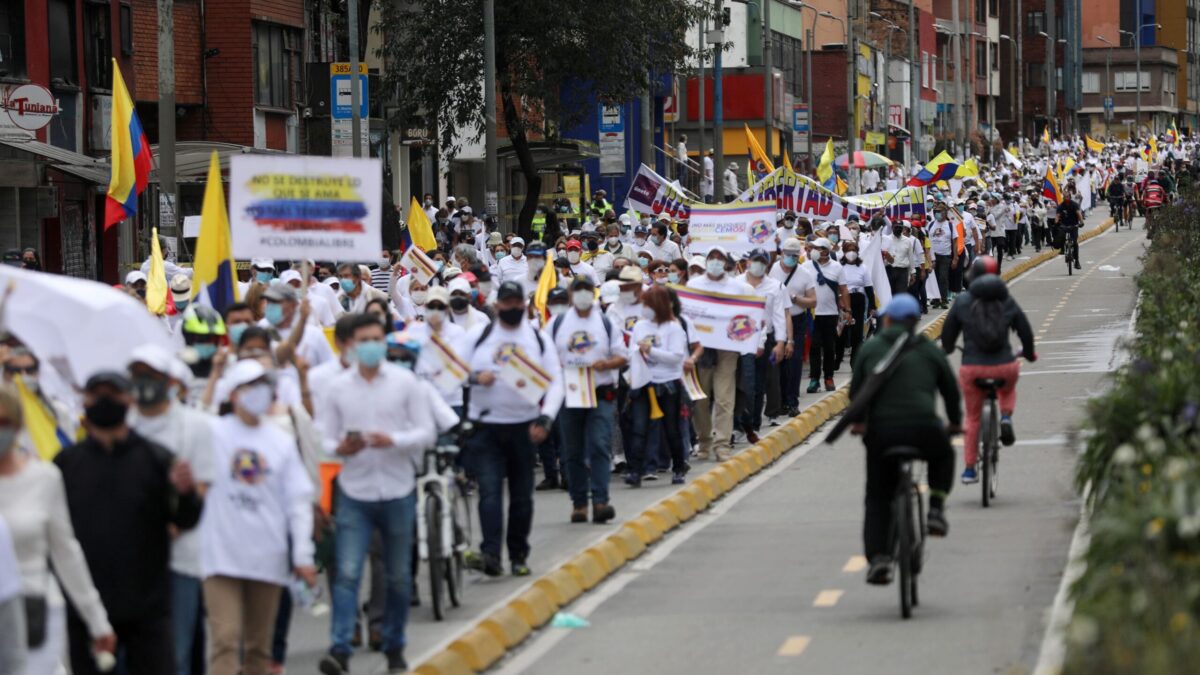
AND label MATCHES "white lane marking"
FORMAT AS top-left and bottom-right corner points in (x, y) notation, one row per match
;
(842, 556), (867, 573)
(813, 590), (844, 608)
(1032, 491), (1092, 675)
(778, 636), (812, 657)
